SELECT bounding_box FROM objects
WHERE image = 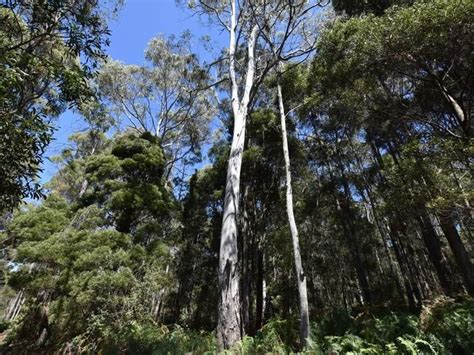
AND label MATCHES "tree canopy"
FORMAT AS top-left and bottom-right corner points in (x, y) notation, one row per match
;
(0, 0), (120, 212)
(0, 0), (472, 353)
